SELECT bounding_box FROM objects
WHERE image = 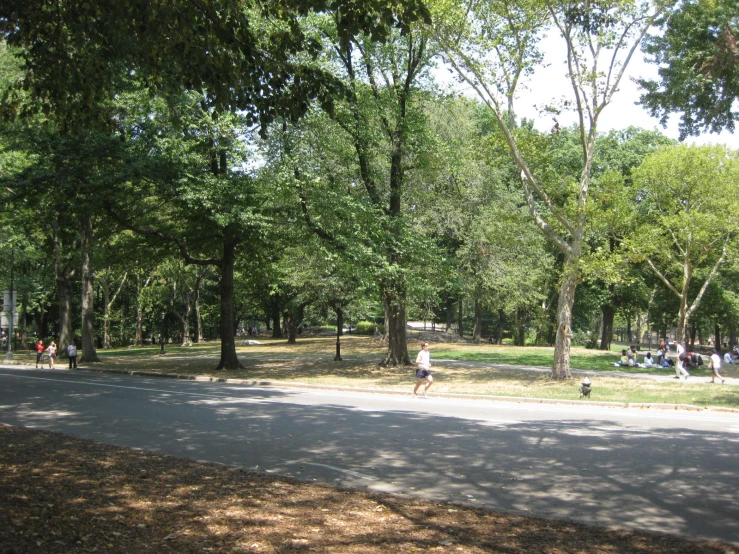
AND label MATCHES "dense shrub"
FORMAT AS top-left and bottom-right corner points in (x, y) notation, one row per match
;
(355, 321), (383, 335)
(572, 330), (598, 349)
